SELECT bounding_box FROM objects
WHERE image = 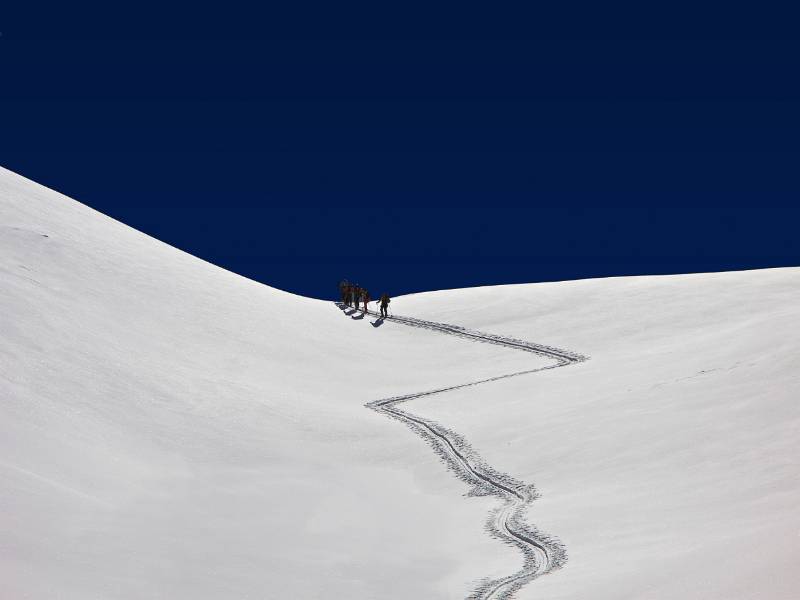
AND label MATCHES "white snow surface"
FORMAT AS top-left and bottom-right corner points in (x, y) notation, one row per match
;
(1, 165), (798, 599)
